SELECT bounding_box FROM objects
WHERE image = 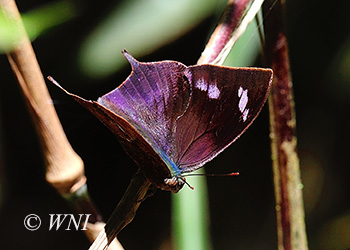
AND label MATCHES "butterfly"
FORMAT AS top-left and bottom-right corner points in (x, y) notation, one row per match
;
(49, 50), (272, 193)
